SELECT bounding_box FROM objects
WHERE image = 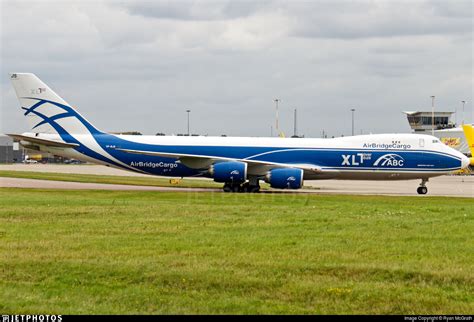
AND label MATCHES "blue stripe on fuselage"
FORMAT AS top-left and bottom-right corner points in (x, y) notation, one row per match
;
(74, 133), (462, 176)
(21, 97), (462, 177)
